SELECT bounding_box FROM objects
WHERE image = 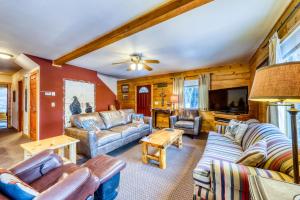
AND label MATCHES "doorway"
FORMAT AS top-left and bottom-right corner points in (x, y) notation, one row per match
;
(0, 85), (8, 128)
(136, 85), (152, 116)
(30, 72), (38, 140)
